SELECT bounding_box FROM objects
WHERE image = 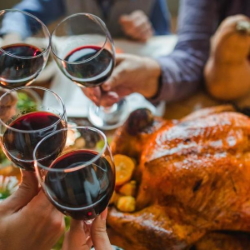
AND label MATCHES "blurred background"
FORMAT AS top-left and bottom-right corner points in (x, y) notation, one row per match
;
(0, 0), (180, 33)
